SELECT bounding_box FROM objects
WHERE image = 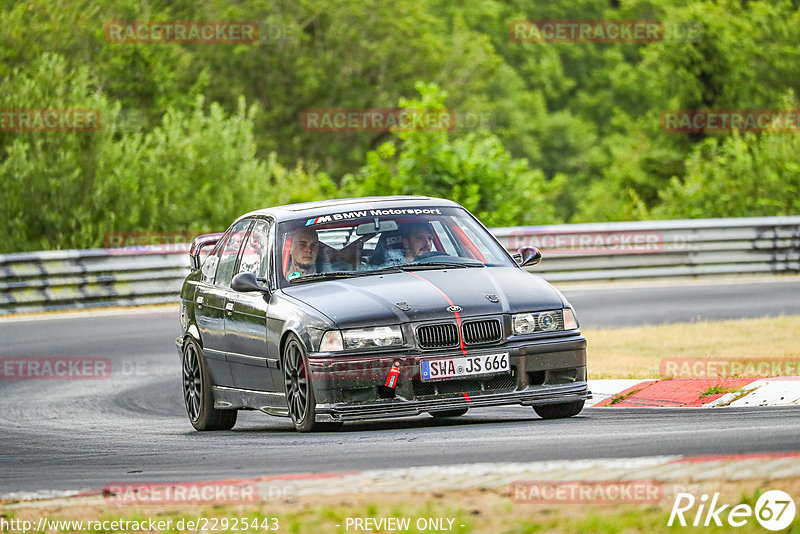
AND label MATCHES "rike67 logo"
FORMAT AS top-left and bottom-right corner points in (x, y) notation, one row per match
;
(669, 490), (796, 531)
